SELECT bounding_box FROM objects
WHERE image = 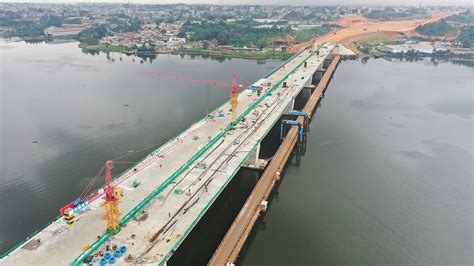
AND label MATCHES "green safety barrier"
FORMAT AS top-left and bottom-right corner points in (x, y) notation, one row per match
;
(159, 43), (326, 265)
(69, 43), (325, 265)
(264, 49), (306, 78)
